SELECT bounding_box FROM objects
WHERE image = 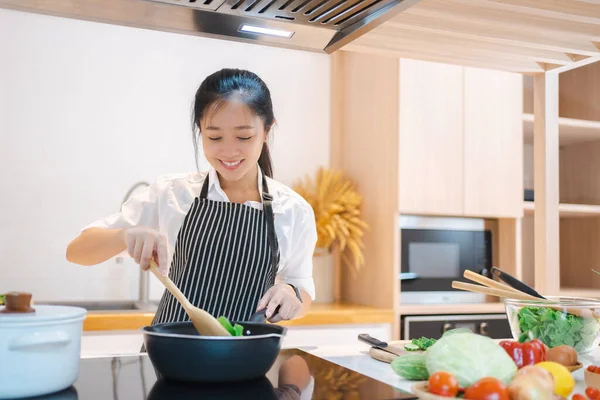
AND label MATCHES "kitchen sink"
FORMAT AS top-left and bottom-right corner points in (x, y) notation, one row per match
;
(36, 300), (159, 312)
